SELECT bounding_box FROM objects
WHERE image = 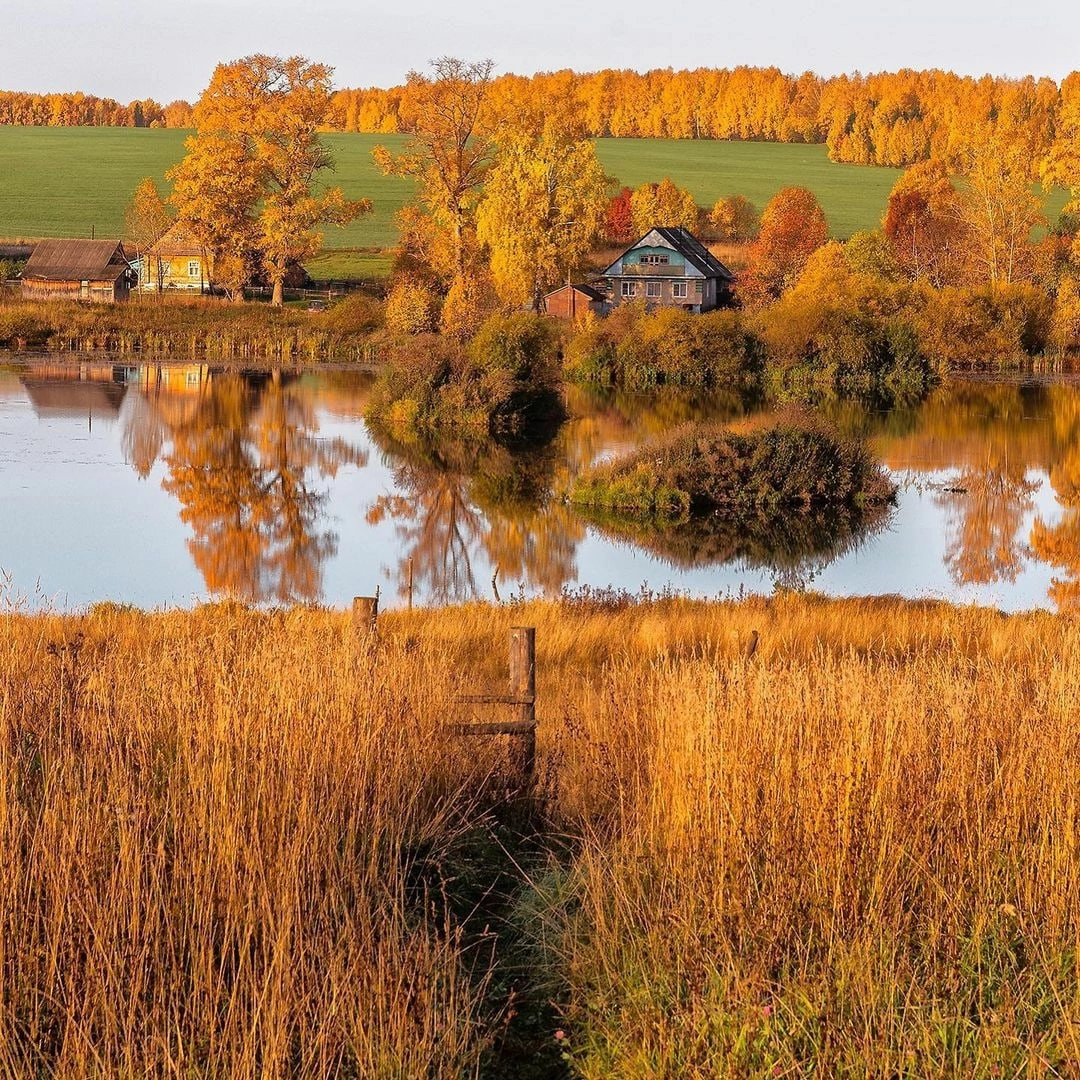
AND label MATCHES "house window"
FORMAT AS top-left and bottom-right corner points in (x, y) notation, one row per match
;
(646, 281), (662, 299)
(695, 280), (703, 295)
(187, 260), (201, 278)
(621, 281), (636, 298)
(639, 254), (670, 265)
(672, 281), (688, 299)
